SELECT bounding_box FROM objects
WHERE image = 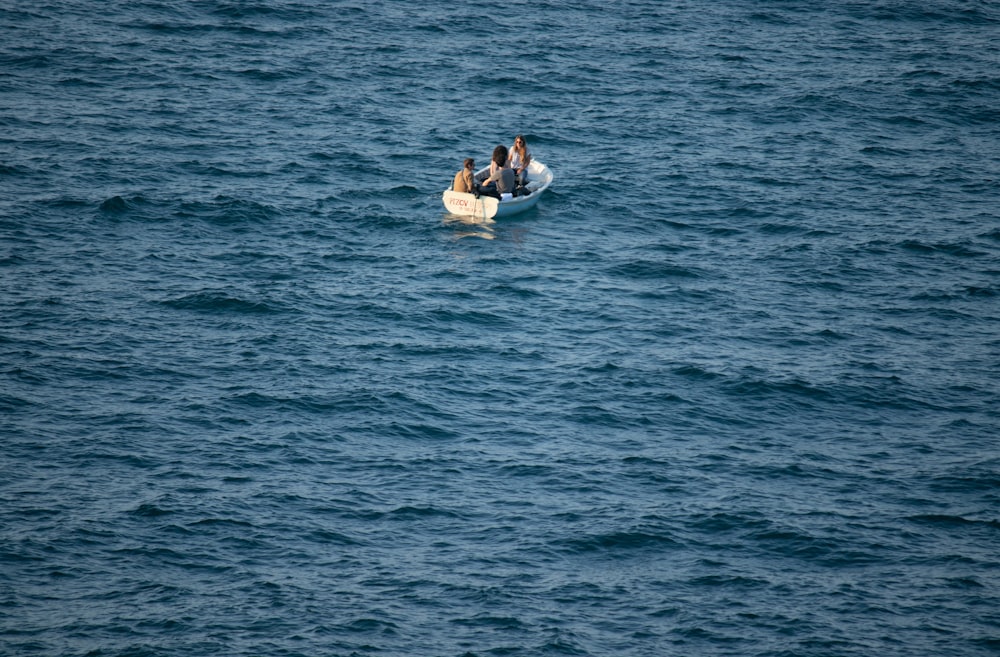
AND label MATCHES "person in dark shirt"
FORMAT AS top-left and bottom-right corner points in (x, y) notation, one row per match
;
(480, 145), (515, 199)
